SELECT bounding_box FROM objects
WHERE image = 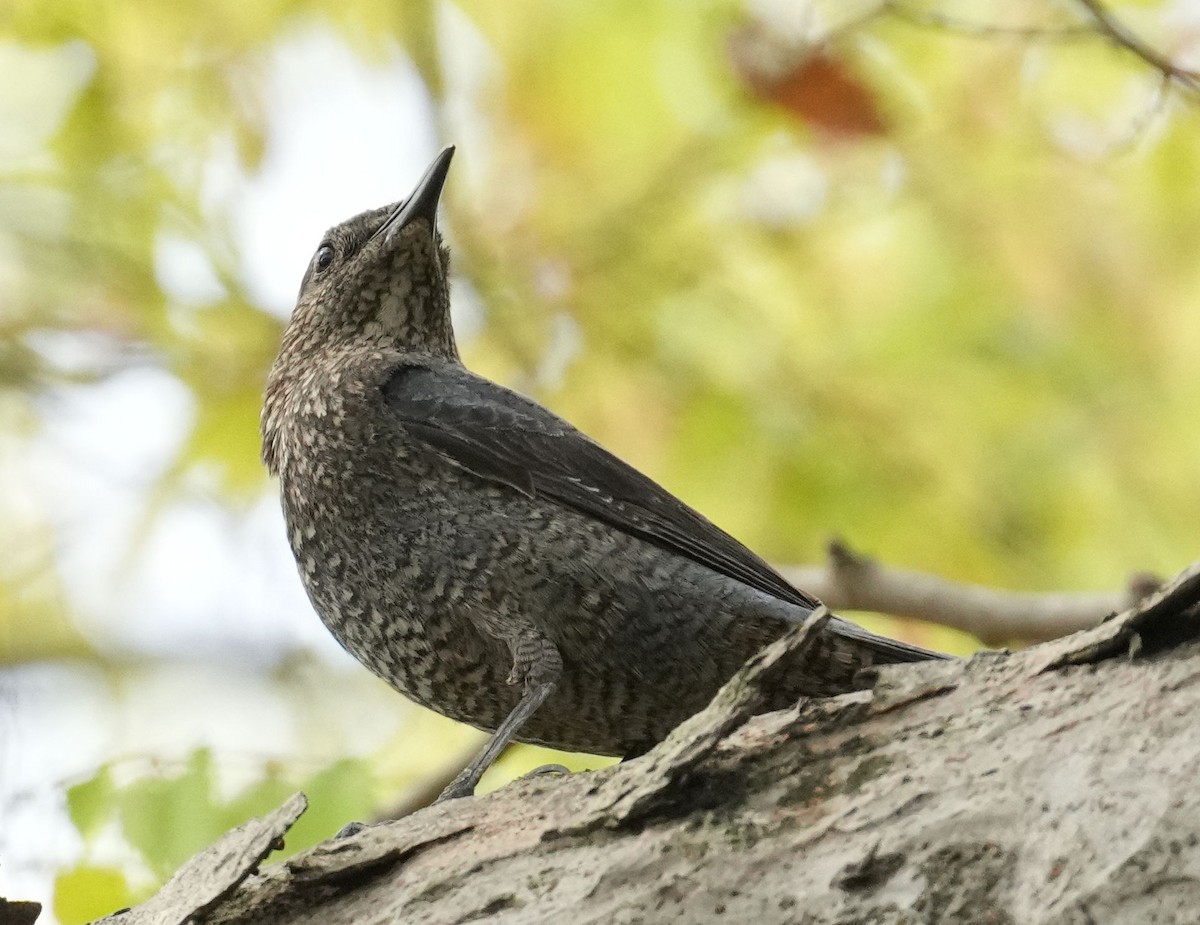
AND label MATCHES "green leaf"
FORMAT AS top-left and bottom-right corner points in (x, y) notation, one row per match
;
(284, 759), (376, 852)
(53, 865), (134, 925)
(65, 766), (115, 842)
(116, 749), (223, 882)
(218, 762), (294, 834)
